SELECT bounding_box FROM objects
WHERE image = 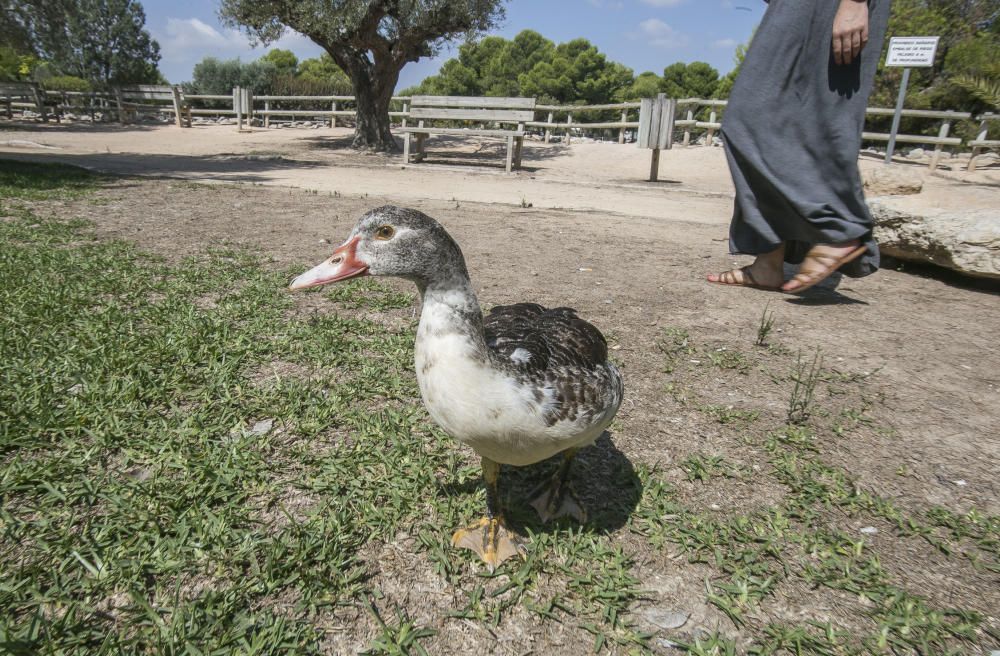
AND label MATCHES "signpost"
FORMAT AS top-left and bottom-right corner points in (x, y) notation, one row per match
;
(884, 36), (939, 164)
(638, 93), (676, 181)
